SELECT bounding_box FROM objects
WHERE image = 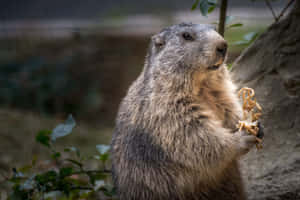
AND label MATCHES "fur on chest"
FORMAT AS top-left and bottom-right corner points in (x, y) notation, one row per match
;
(190, 67), (241, 130)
